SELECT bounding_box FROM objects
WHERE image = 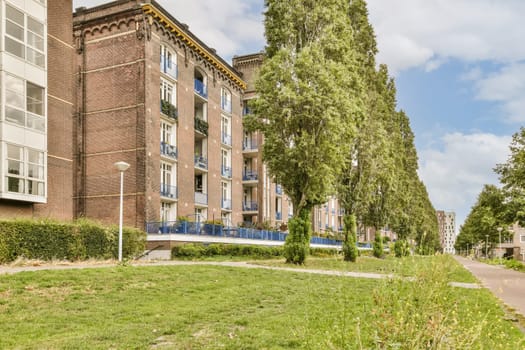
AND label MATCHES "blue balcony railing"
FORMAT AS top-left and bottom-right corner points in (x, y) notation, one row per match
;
(160, 183), (177, 199)
(221, 132), (232, 146)
(145, 220), (343, 247)
(160, 142), (177, 159)
(195, 192), (208, 205)
(243, 201), (258, 211)
(160, 55), (178, 79)
(194, 155), (208, 170)
(276, 212), (282, 220)
(276, 185), (283, 195)
(221, 165), (232, 178)
(243, 139), (258, 151)
(221, 98), (232, 114)
(221, 198), (232, 210)
(194, 79), (208, 98)
(243, 170), (258, 181)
